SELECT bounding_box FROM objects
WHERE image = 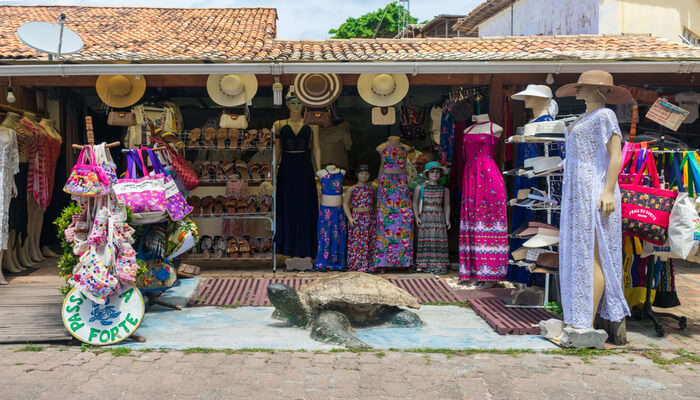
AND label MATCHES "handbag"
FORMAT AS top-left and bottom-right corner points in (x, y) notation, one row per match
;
(166, 217), (199, 259)
(220, 107), (249, 129)
(151, 137), (199, 190)
(304, 107), (332, 127)
(107, 111), (137, 127)
(63, 146), (110, 197)
(112, 149), (168, 224)
(371, 106), (396, 126)
(620, 152), (678, 245)
(141, 147), (193, 221)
